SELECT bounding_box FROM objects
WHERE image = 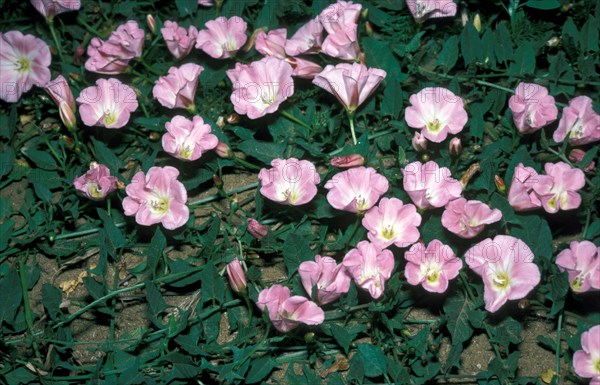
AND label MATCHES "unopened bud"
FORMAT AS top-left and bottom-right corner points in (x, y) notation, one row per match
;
(60, 135), (75, 150)
(230, 193), (239, 207)
(247, 218), (269, 240)
(215, 142), (233, 159)
(244, 27), (266, 52)
(15, 159), (29, 168)
(494, 175), (506, 193)
(304, 332), (315, 343)
(420, 153), (430, 162)
(473, 14), (481, 32)
(72, 46), (85, 65)
(540, 369), (556, 384)
(546, 36), (560, 47)
(561, 3), (572, 11)
(358, 51), (366, 65)
(213, 174), (223, 188)
(461, 8), (469, 27)
(412, 132), (428, 153)
(226, 113), (240, 125)
(226, 258), (247, 293)
(146, 14), (156, 34)
(117, 181), (126, 190)
(449, 138), (462, 156)
(58, 101), (77, 131)
(569, 149), (595, 172)
(148, 132), (160, 142)
(428, 344), (440, 353)
(361, 8), (368, 20)
(330, 154), (365, 168)
(518, 299), (530, 310)
(216, 116), (225, 129)
(365, 21), (373, 36)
